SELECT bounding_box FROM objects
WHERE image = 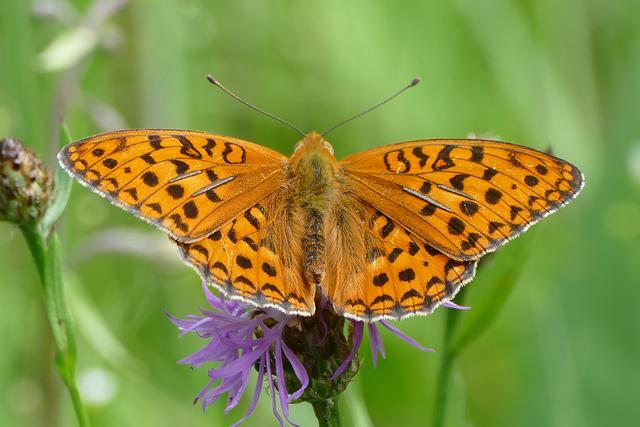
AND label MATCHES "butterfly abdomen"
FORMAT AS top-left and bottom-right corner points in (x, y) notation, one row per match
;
(290, 132), (341, 287)
(302, 207), (325, 285)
